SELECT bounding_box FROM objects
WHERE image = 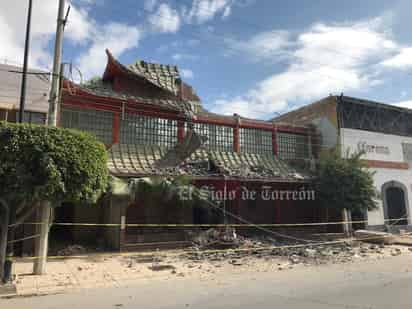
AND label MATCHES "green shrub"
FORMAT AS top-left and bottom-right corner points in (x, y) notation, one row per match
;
(314, 147), (378, 212)
(0, 121), (109, 206)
